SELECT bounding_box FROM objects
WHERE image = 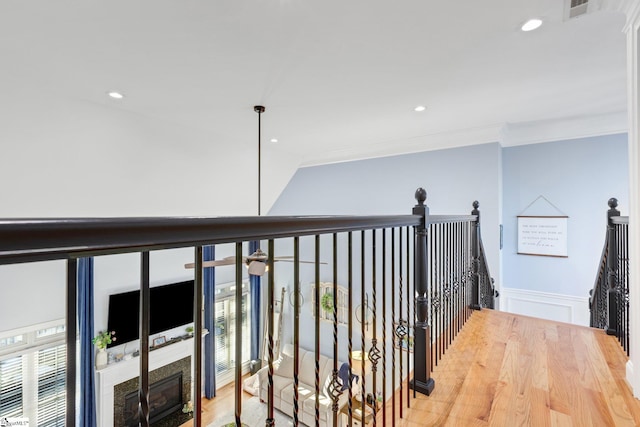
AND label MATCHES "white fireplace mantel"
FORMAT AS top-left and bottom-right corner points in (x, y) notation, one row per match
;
(95, 335), (203, 427)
